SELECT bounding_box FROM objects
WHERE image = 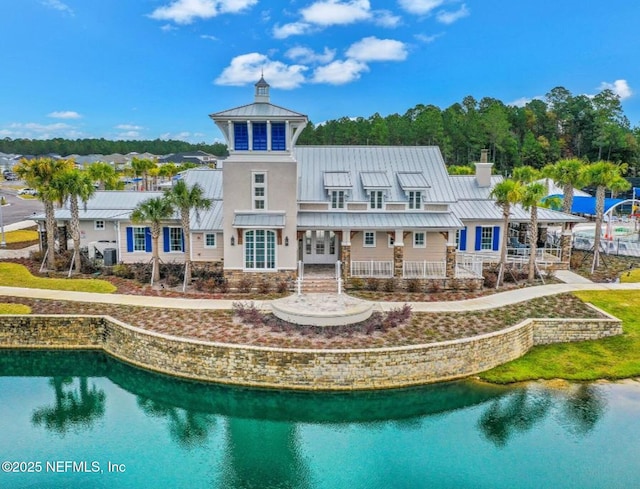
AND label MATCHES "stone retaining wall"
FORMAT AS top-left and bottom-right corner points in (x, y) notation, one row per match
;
(0, 306), (622, 391)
